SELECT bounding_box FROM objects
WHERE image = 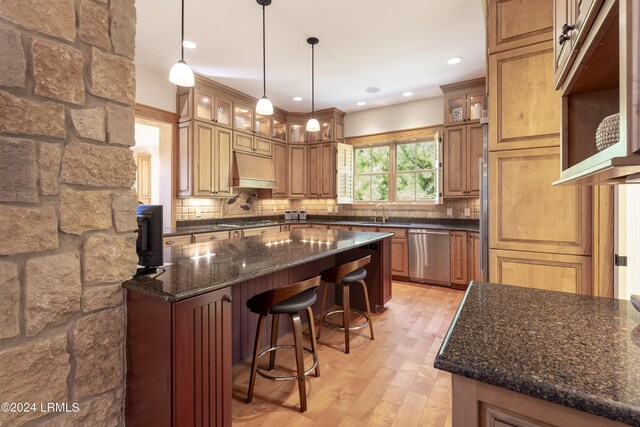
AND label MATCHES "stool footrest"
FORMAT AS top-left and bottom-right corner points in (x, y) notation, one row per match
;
(256, 344), (318, 381)
(321, 309), (370, 332)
